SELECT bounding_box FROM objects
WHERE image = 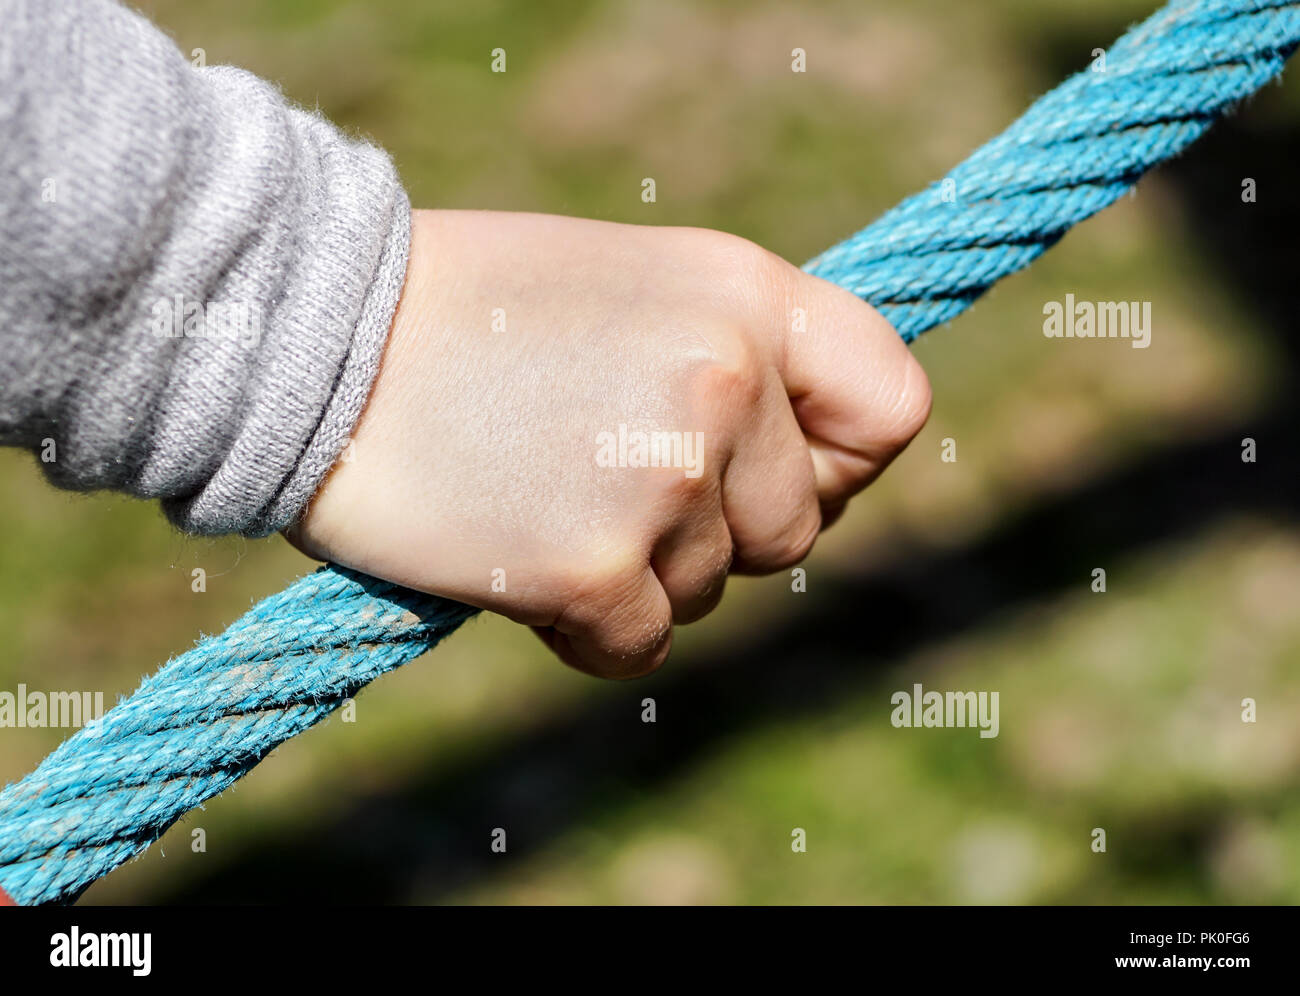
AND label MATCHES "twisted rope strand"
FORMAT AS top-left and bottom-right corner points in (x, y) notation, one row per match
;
(804, 0), (1300, 338)
(3, 0), (1297, 904)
